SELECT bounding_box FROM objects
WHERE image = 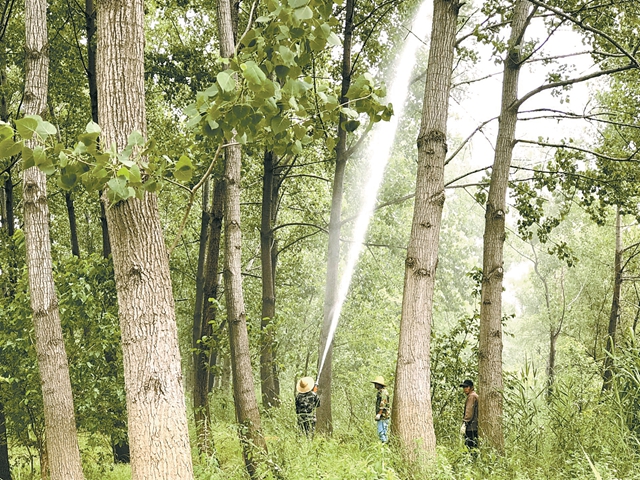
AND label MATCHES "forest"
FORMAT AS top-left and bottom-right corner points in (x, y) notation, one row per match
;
(1, 0), (640, 479)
